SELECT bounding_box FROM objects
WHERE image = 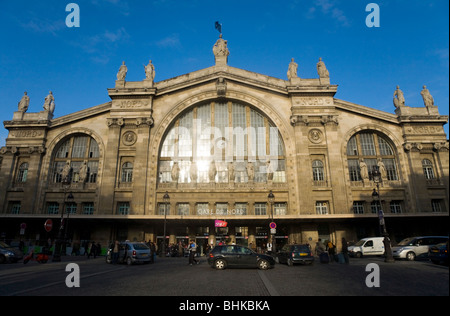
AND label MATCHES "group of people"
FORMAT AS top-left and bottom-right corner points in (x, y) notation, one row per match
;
(315, 238), (350, 264)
